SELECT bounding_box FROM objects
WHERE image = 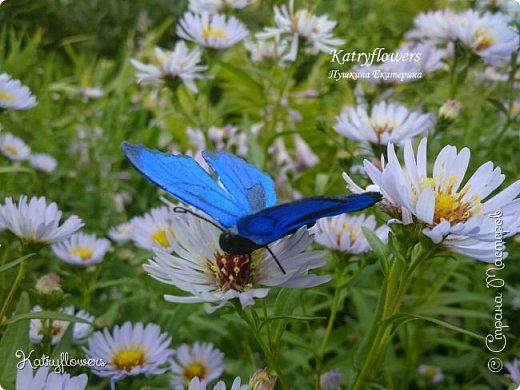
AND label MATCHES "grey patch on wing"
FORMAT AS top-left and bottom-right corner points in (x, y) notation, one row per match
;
(247, 184), (266, 211)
